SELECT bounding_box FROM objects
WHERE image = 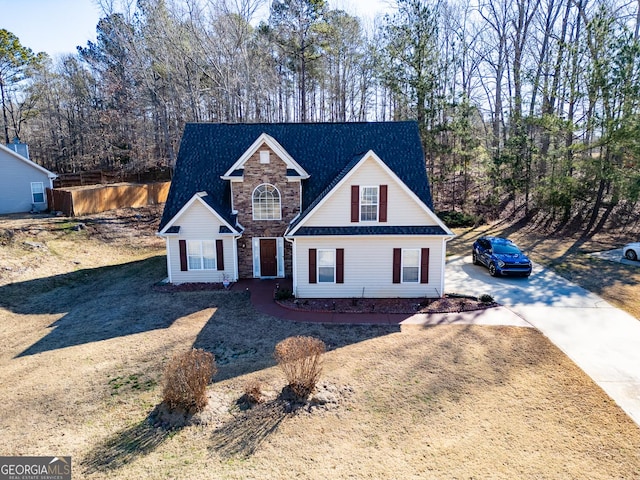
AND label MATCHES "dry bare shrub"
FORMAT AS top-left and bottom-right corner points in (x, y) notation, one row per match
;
(0, 229), (14, 246)
(163, 348), (216, 413)
(243, 379), (265, 405)
(274, 336), (326, 399)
